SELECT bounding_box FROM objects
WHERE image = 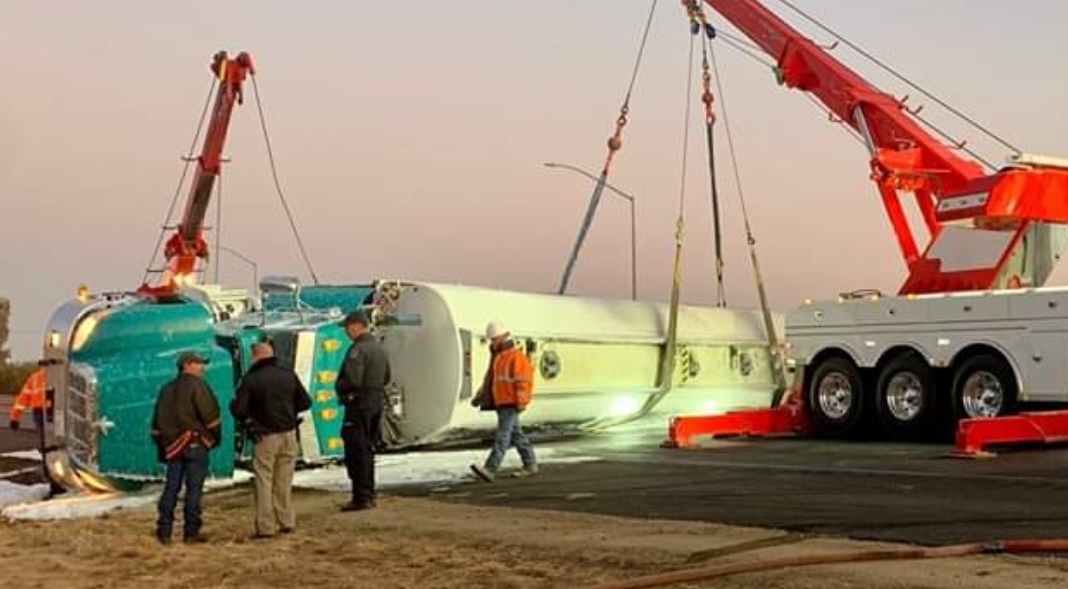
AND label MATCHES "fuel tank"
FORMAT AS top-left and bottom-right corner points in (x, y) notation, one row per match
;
(370, 281), (782, 446)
